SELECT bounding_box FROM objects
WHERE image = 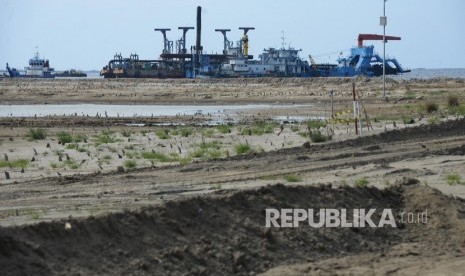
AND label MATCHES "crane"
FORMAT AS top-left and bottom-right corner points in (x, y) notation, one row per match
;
(357, 34), (400, 47)
(239, 27), (255, 57)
